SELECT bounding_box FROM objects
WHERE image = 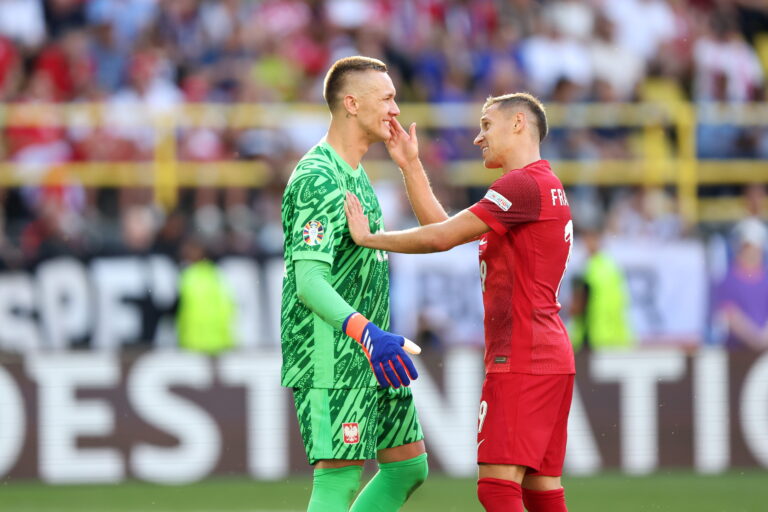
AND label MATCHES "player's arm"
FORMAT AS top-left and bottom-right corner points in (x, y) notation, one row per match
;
(345, 192), (490, 253)
(385, 120), (449, 225)
(718, 303), (768, 350)
(294, 259), (354, 329)
(294, 259), (419, 387)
